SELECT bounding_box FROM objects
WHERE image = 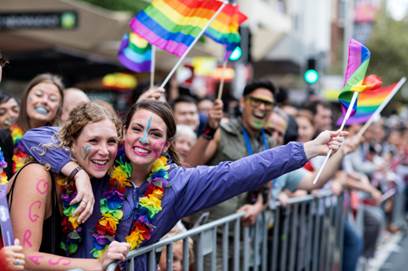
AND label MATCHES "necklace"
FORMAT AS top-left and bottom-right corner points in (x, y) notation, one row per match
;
(60, 148), (170, 258)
